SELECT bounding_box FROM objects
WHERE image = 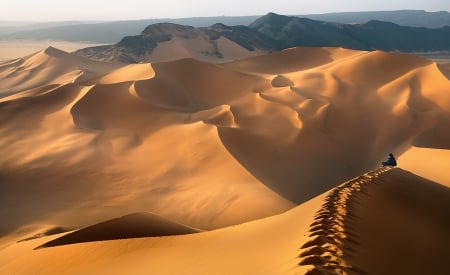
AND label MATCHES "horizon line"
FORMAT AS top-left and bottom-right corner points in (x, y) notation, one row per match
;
(1, 9), (449, 24)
